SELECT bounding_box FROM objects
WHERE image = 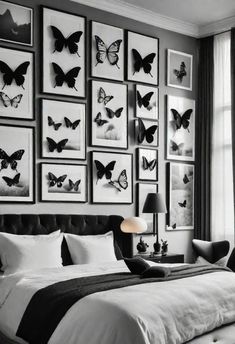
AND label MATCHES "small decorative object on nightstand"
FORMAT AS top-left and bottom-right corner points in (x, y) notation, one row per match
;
(161, 239), (168, 256)
(137, 236), (149, 253)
